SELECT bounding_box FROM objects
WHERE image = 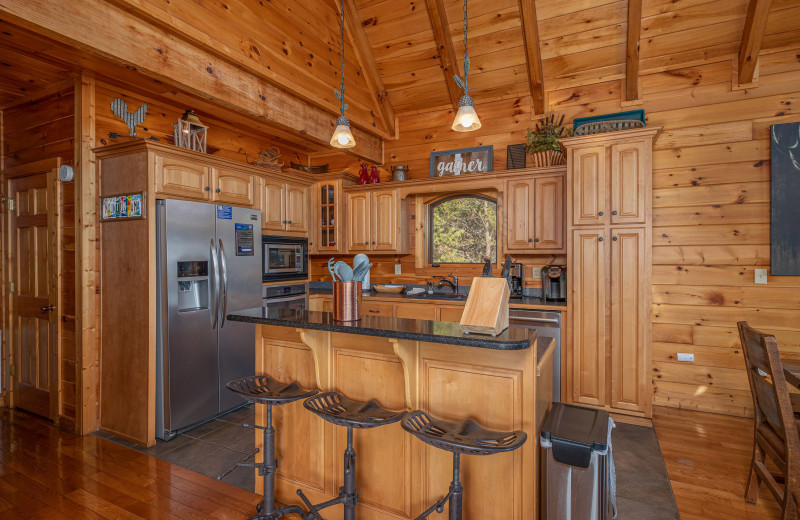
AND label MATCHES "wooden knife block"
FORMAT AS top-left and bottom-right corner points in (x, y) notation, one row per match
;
(460, 277), (510, 335)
